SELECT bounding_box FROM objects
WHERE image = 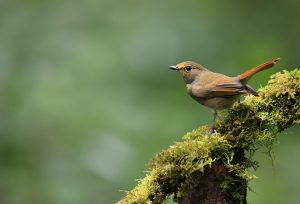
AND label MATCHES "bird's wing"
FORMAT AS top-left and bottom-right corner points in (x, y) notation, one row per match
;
(191, 82), (247, 98)
(244, 84), (258, 96)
